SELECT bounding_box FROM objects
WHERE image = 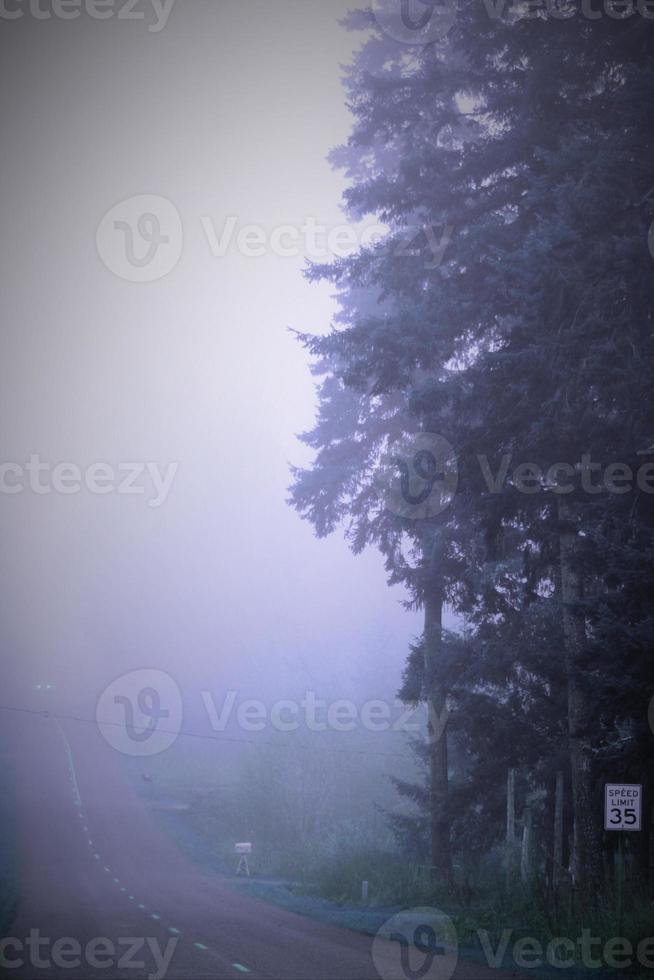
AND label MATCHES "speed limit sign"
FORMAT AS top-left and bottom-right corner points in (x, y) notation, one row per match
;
(604, 784), (642, 831)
